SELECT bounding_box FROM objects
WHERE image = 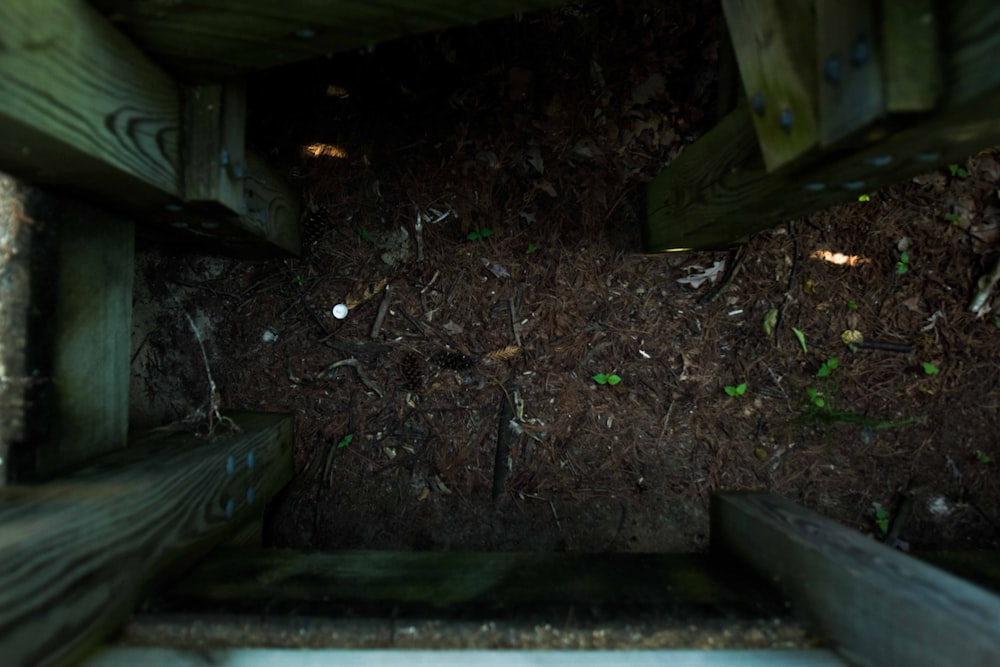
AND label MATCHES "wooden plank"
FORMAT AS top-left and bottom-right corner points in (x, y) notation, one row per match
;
(882, 0), (942, 111)
(0, 1), (299, 256)
(644, 1), (1000, 251)
(82, 648), (849, 667)
(91, 0), (571, 80)
(183, 83), (247, 215)
(712, 492), (1000, 667)
(722, 0), (819, 172)
(815, 0), (884, 145)
(0, 175), (133, 482)
(153, 549), (789, 615)
(0, 412), (295, 667)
